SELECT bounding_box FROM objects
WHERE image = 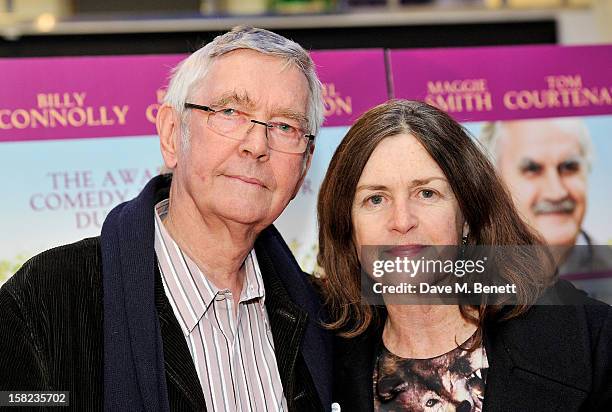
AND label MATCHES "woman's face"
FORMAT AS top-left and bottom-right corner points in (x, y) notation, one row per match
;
(351, 133), (466, 261)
